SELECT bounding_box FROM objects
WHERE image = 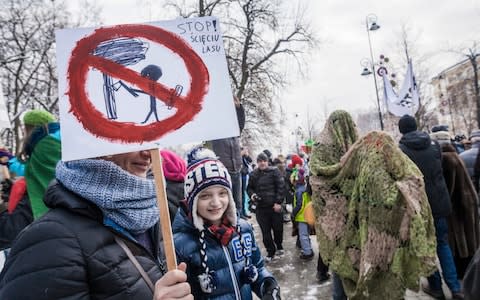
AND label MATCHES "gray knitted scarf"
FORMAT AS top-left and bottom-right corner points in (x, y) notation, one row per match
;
(56, 159), (159, 234)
